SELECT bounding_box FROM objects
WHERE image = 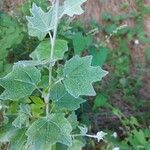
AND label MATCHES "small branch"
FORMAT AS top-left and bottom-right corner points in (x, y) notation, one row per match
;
(49, 32), (53, 43)
(54, 77), (64, 84)
(45, 102), (49, 117)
